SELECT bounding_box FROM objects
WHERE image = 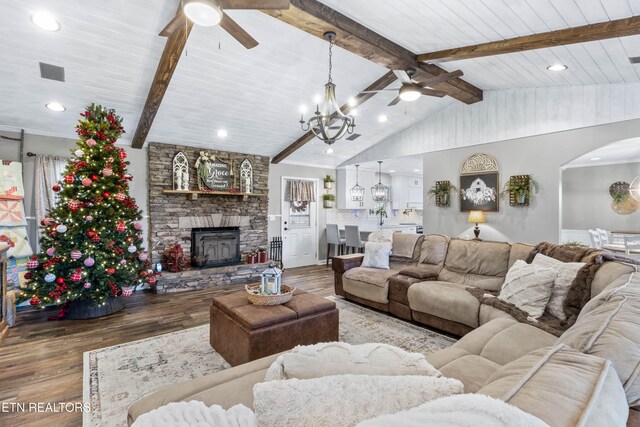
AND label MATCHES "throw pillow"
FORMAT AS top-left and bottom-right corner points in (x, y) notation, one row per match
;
(361, 241), (391, 269)
(253, 374), (463, 427)
(132, 401), (256, 427)
(532, 253), (585, 321)
(357, 394), (549, 427)
(498, 260), (557, 319)
(265, 342), (442, 381)
(367, 230), (394, 243)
